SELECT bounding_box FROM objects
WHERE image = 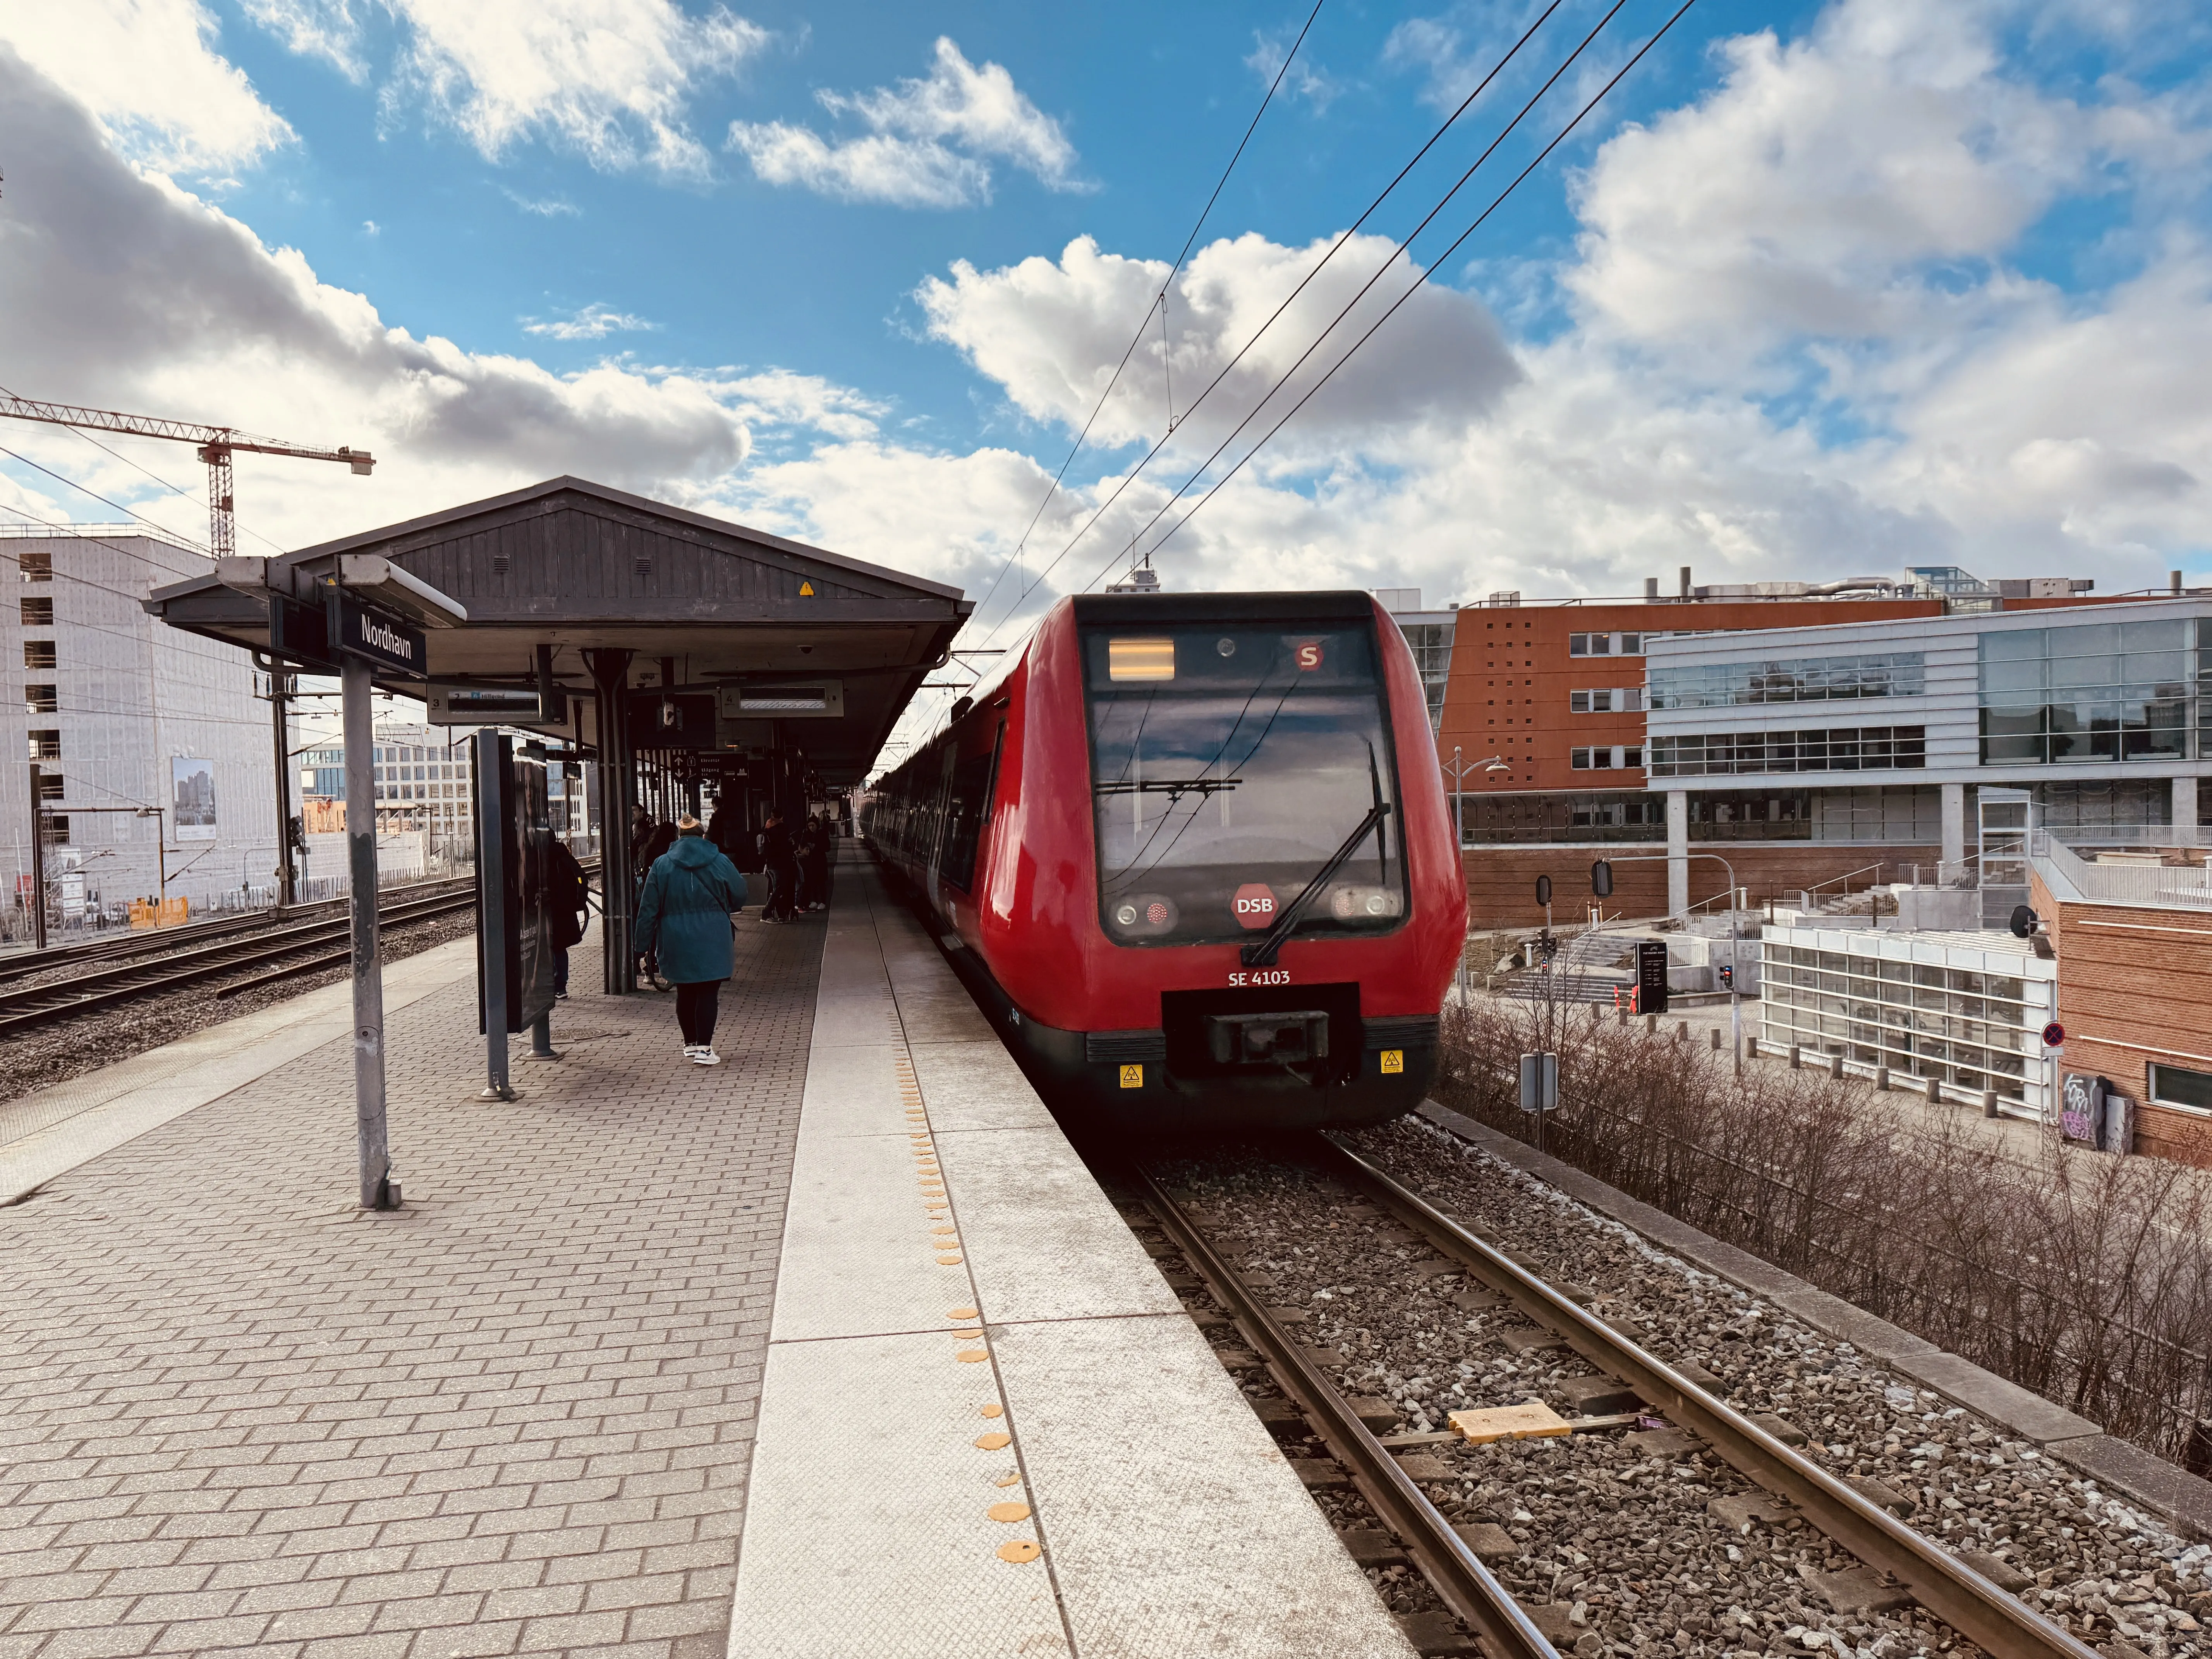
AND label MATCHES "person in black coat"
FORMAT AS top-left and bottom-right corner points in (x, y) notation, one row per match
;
(799, 814), (831, 912)
(759, 812), (799, 923)
(545, 838), (589, 999)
